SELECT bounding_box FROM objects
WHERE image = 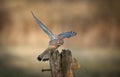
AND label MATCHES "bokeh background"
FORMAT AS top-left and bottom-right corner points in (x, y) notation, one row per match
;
(0, 0), (120, 77)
